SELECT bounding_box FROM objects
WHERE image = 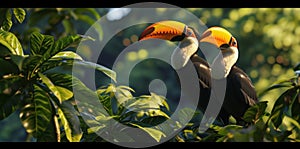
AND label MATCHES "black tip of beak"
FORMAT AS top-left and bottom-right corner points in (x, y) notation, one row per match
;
(138, 27), (155, 41)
